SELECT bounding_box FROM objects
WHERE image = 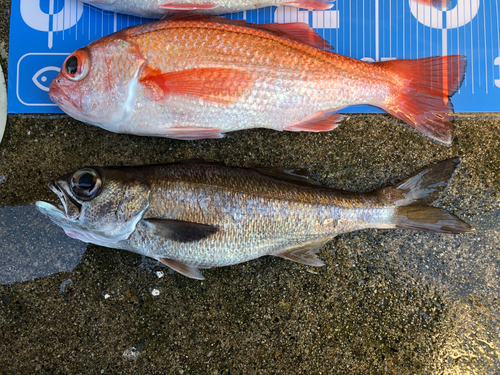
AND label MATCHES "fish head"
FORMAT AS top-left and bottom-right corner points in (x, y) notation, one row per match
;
(49, 38), (146, 131)
(36, 167), (150, 246)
